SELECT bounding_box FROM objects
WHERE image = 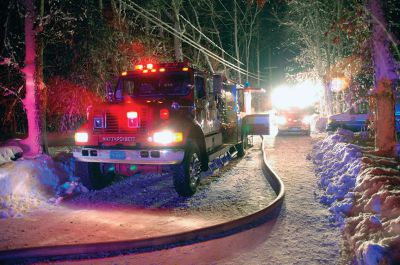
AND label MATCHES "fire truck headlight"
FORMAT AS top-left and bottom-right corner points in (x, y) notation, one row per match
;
(75, 132), (88, 143)
(153, 131), (183, 144)
(94, 117), (104, 128)
(127, 111), (138, 119)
